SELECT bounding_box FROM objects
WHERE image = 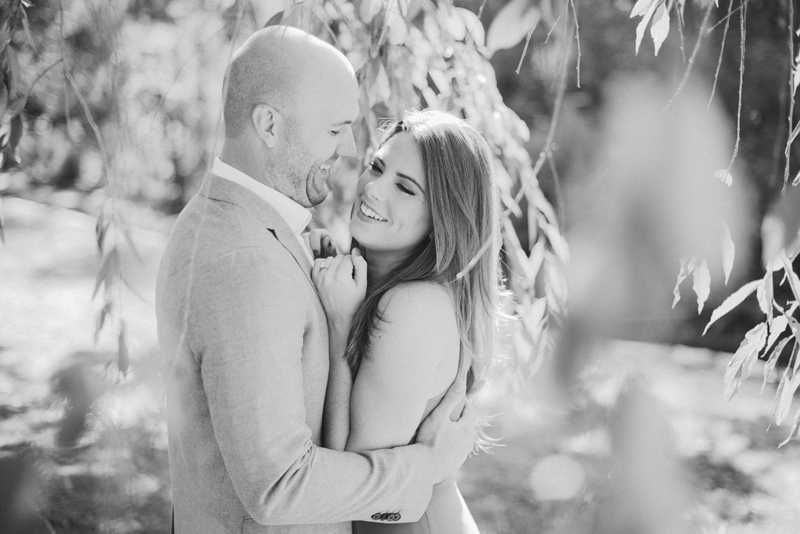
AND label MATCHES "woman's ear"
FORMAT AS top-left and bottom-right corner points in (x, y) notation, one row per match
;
(252, 104), (281, 148)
